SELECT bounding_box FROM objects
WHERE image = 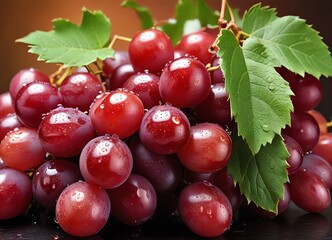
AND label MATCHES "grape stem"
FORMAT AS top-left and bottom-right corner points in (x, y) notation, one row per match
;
(211, 0), (242, 51)
(56, 67), (72, 86)
(218, 0), (237, 29)
(326, 121), (332, 128)
(108, 35), (132, 49)
(218, 0), (228, 28)
(49, 65), (64, 85)
(85, 64), (107, 93)
(49, 65), (73, 87)
(206, 63), (220, 72)
(227, 3), (236, 25)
